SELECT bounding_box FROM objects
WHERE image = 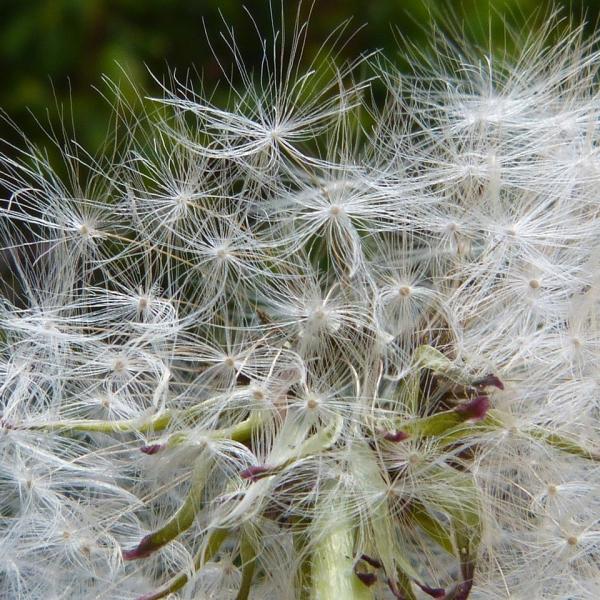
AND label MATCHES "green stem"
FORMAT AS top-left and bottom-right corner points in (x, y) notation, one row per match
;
(24, 411), (175, 434)
(310, 518), (373, 600)
(399, 409), (600, 462)
(527, 427), (600, 460)
(221, 413), (262, 443)
(24, 411), (260, 442)
(138, 528), (228, 600)
(124, 452), (214, 560)
(235, 532), (257, 600)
